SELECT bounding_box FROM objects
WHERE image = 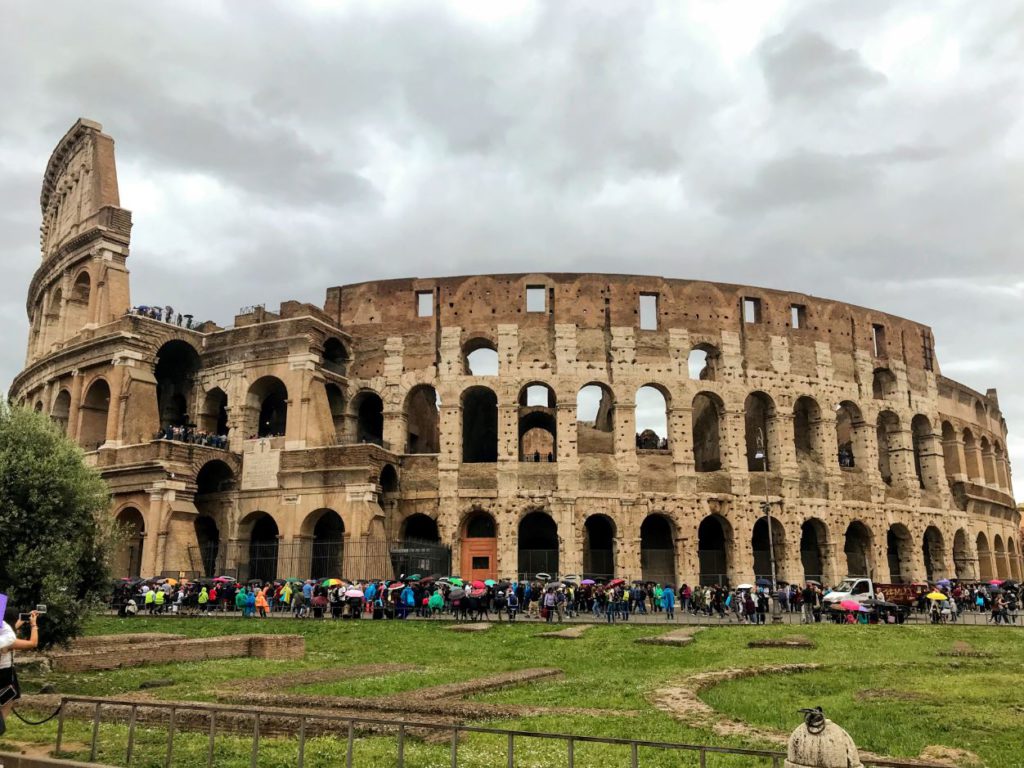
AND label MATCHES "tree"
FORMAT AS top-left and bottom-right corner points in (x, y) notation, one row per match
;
(0, 404), (114, 648)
